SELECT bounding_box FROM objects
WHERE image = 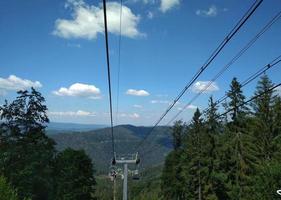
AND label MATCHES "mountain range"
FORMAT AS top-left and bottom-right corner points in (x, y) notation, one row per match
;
(48, 124), (172, 174)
